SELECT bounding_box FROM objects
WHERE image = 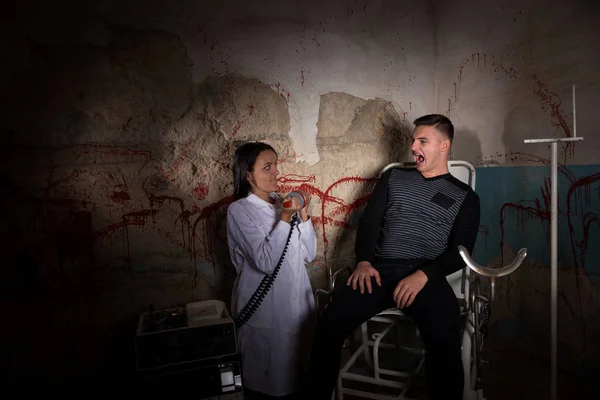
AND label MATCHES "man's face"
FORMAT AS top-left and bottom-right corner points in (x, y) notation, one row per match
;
(247, 149), (280, 197)
(410, 125), (450, 176)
